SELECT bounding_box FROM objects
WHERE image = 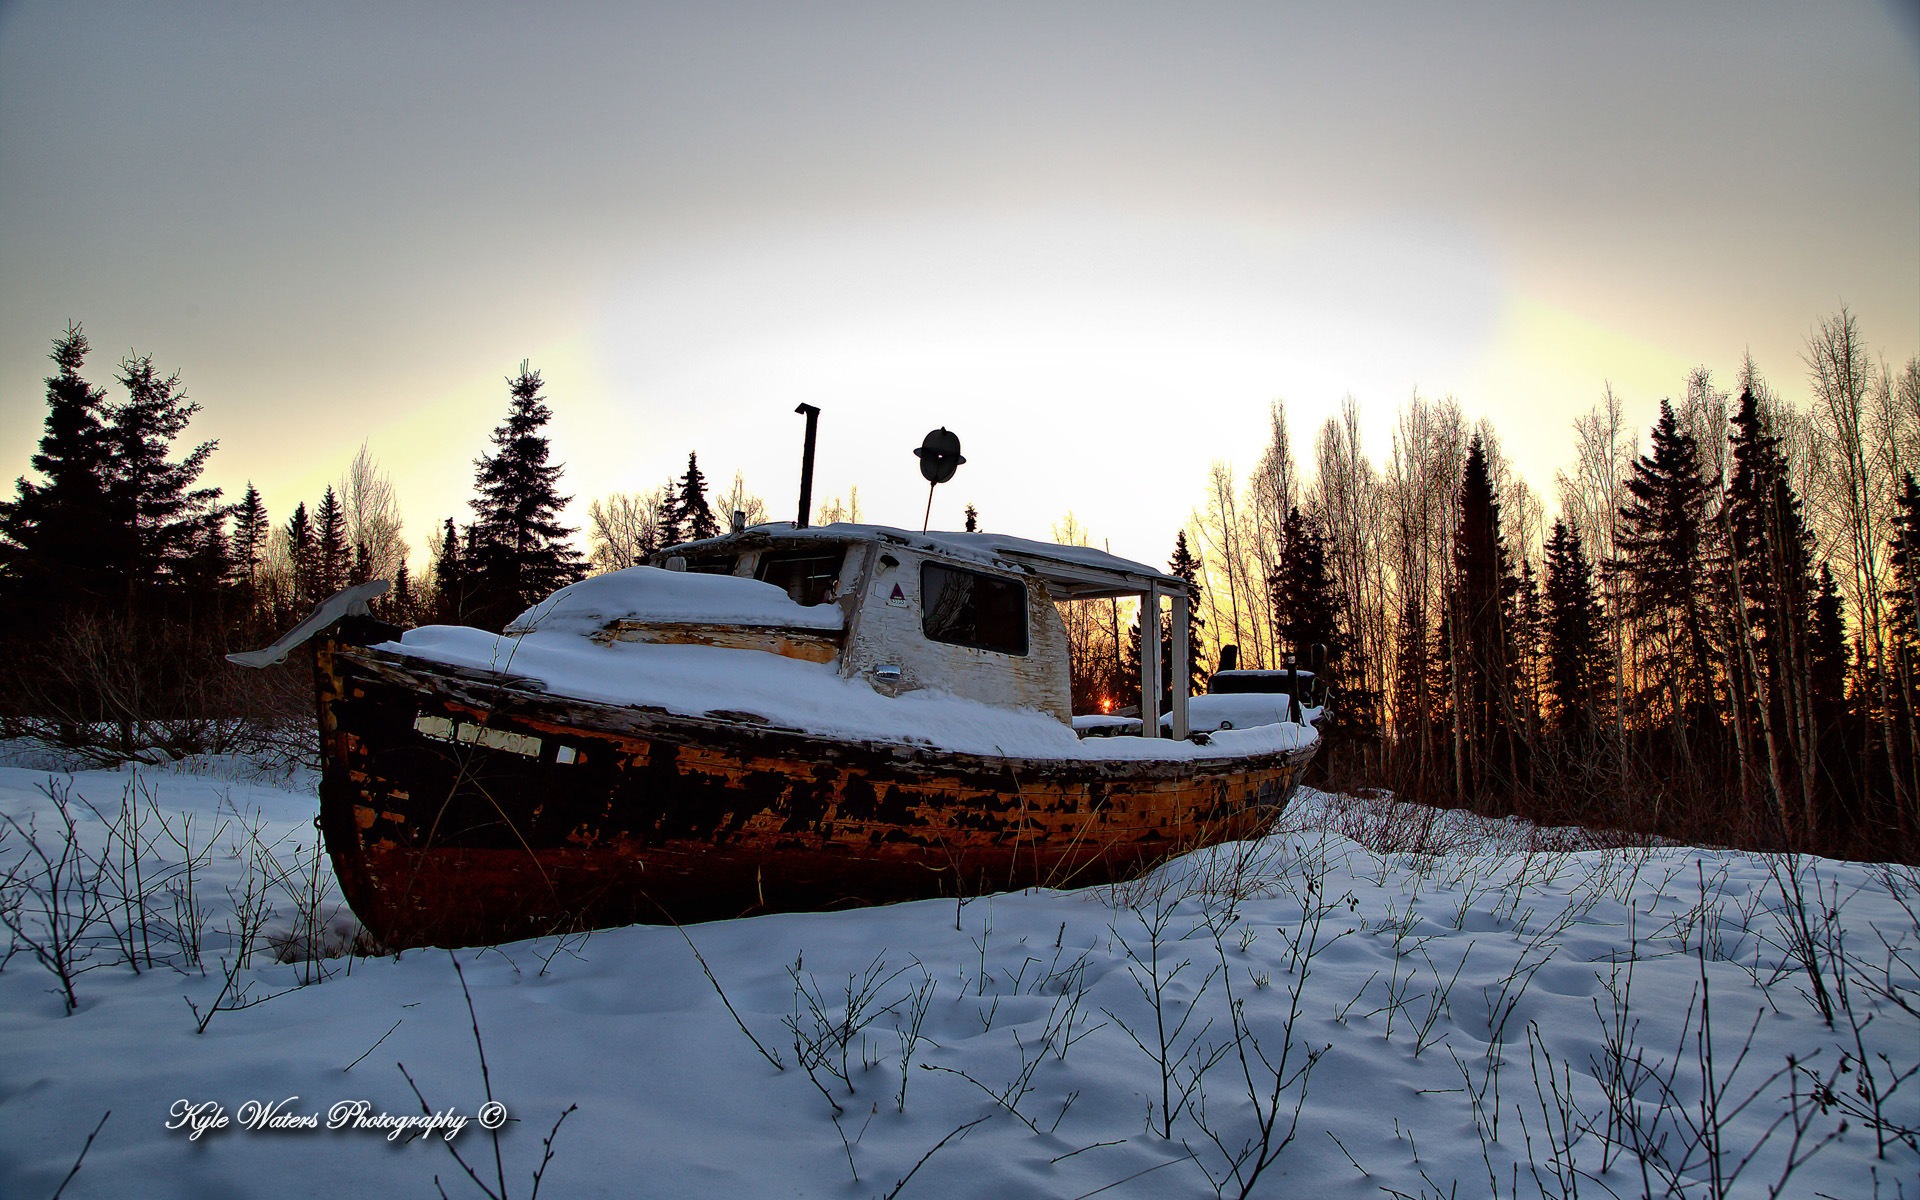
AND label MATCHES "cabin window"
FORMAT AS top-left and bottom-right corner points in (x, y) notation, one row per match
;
(756, 549), (843, 607)
(682, 554), (736, 575)
(921, 563), (1029, 656)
